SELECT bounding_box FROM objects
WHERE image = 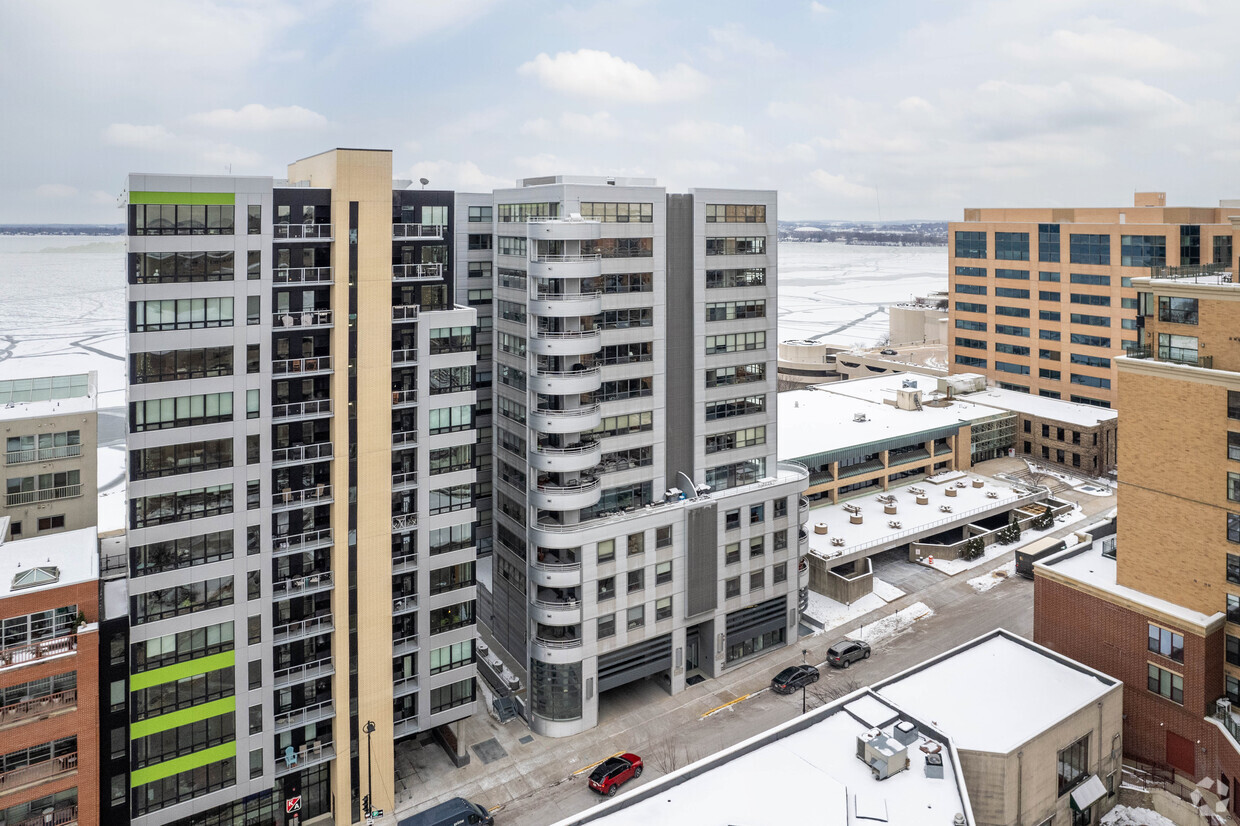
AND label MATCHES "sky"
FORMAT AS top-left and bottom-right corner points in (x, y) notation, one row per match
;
(3, 0), (1240, 224)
